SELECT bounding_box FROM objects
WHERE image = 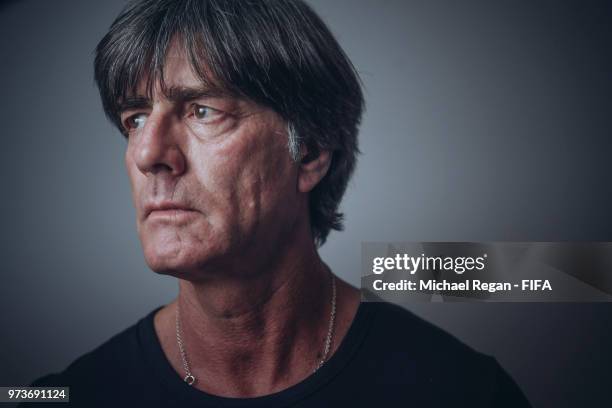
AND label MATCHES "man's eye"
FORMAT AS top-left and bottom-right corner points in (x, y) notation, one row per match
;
(126, 113), (148, 130)
(192, 104), (224, 122)
(194, 105), (210, 119)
